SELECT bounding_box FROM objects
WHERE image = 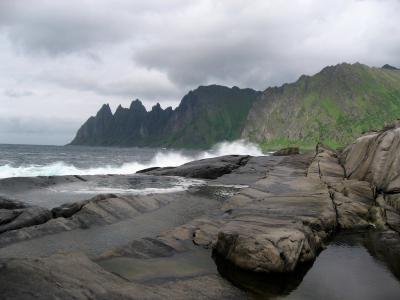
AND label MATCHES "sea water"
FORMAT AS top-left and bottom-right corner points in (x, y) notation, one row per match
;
(0, 140), (263, 179)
